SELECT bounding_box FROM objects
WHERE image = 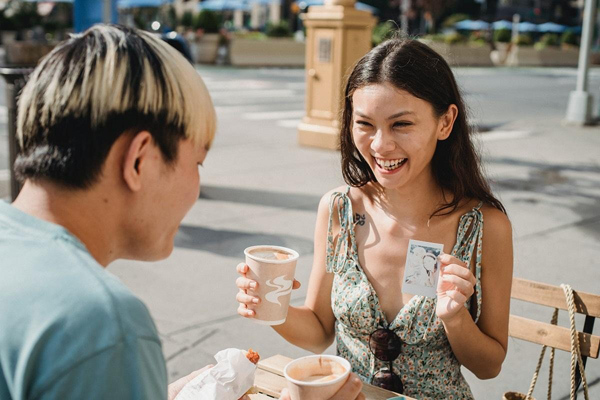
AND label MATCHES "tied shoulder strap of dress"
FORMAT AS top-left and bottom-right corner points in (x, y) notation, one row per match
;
(326, 190), (359, 274)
